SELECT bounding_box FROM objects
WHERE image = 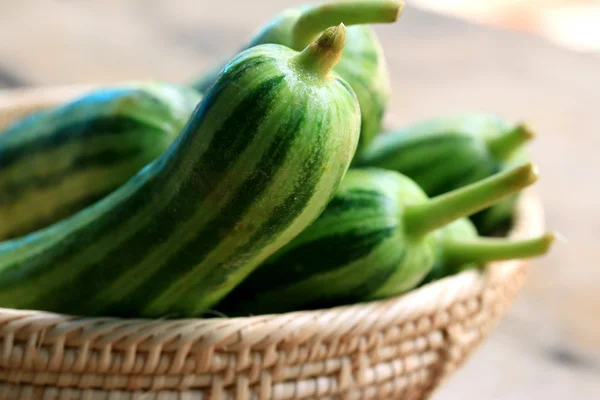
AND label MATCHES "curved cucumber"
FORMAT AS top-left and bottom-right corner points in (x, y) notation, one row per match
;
(355, 113), (534, 234)
(0, 26), (361, 318)
(216, 163), (539, 316)
(190, 0), (402, 156)
(333, 25), (391, 157)
(0, 82), (202, 240)
(421, 218), (555, 284)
